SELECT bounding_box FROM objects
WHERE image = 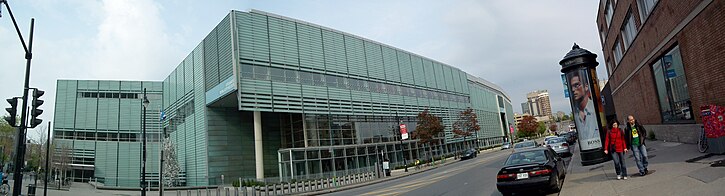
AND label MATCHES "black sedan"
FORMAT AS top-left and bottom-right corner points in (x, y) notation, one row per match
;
(460, 148), (478, 160)
(496, 147), (566, 195)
